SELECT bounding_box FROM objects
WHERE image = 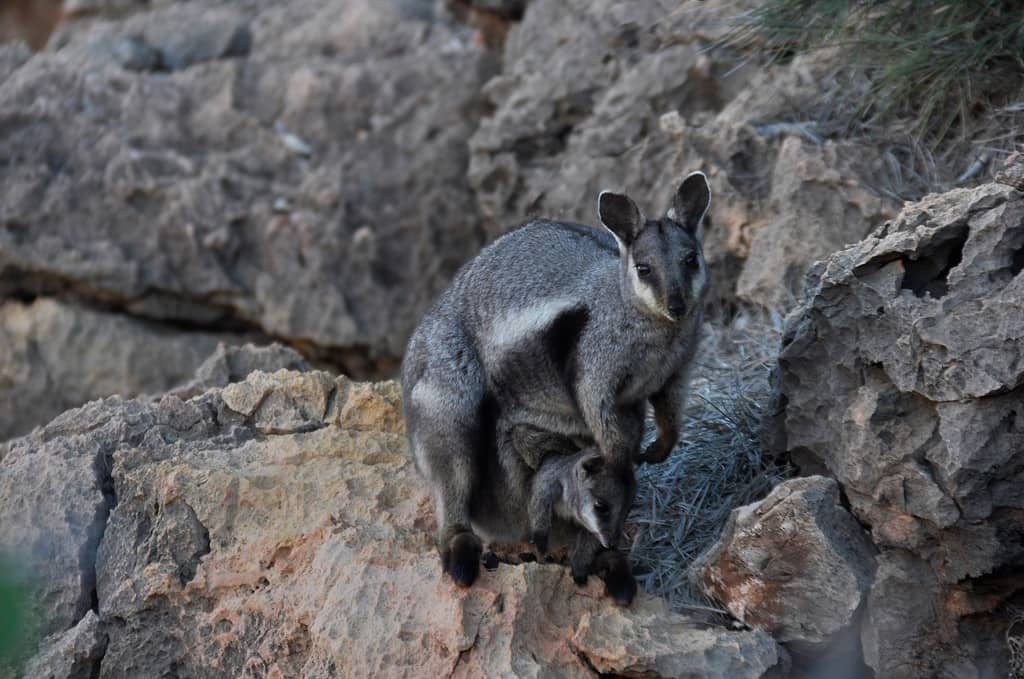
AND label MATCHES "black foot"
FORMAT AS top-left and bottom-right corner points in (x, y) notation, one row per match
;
(518, 552), (537, 563)
(594, 550), (636, 606)
(531, 531), (549, 556)
(482, 551), (500, 571)
(442, 531), (482, 588)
